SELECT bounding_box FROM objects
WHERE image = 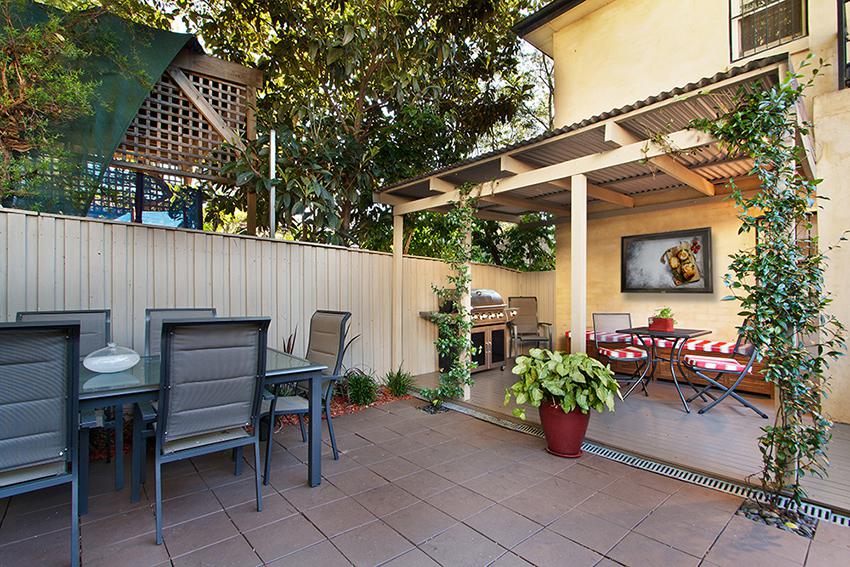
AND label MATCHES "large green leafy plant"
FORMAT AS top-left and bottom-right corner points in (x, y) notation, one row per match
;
(691, 57), (845, 508)
(504, 350), (620, 420)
